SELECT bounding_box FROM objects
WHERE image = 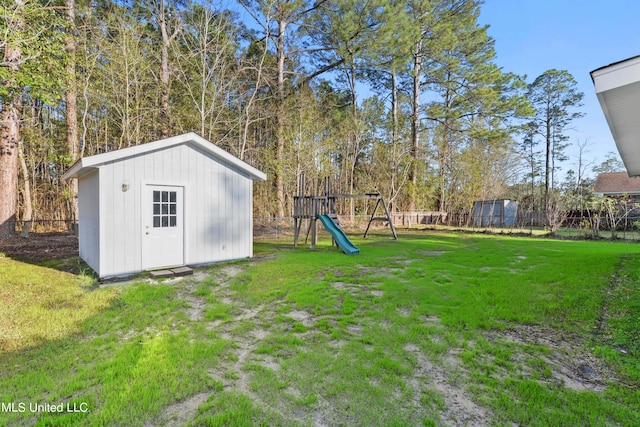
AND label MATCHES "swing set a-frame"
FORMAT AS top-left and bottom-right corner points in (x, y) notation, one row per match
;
(292, 173), (397, 249)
